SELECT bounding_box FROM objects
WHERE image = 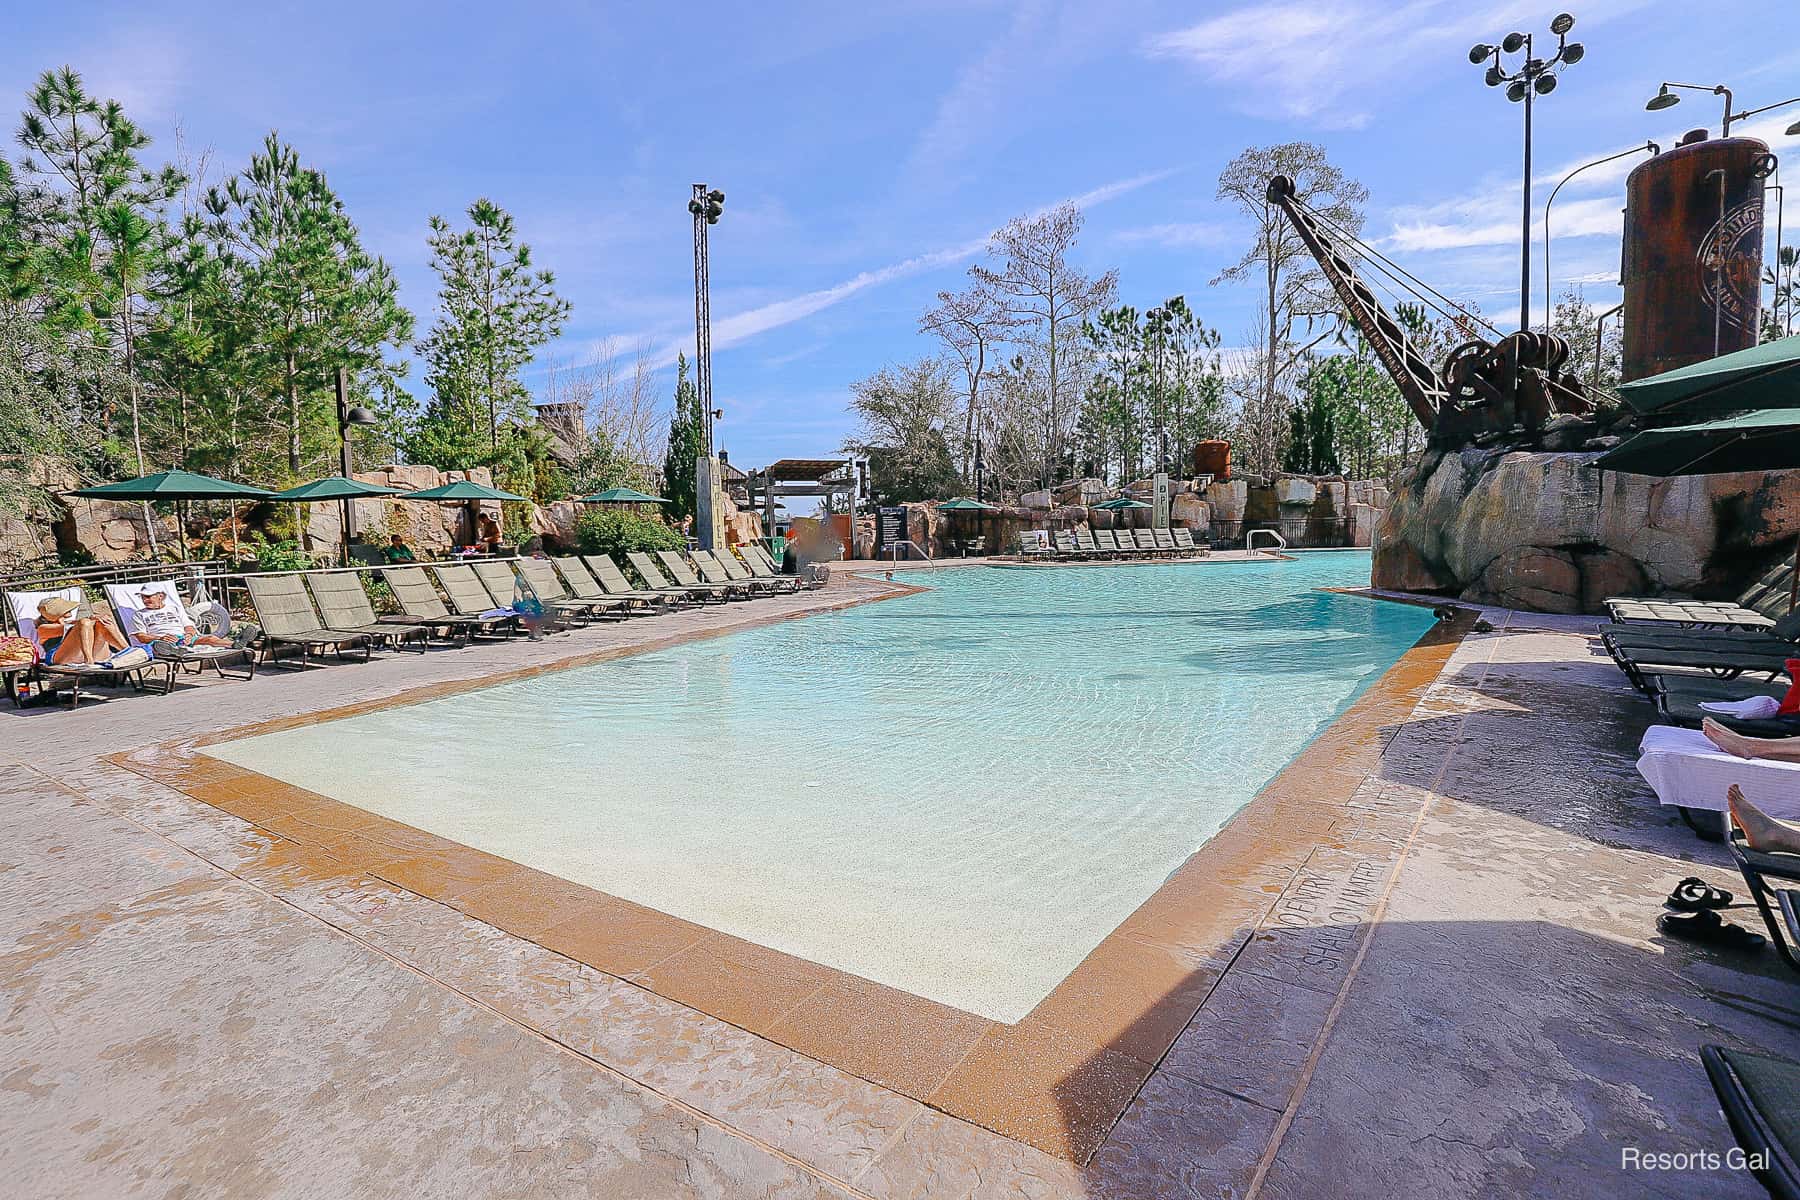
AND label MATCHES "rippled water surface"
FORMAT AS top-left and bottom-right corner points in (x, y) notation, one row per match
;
(209, 553), (1431, 1021)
